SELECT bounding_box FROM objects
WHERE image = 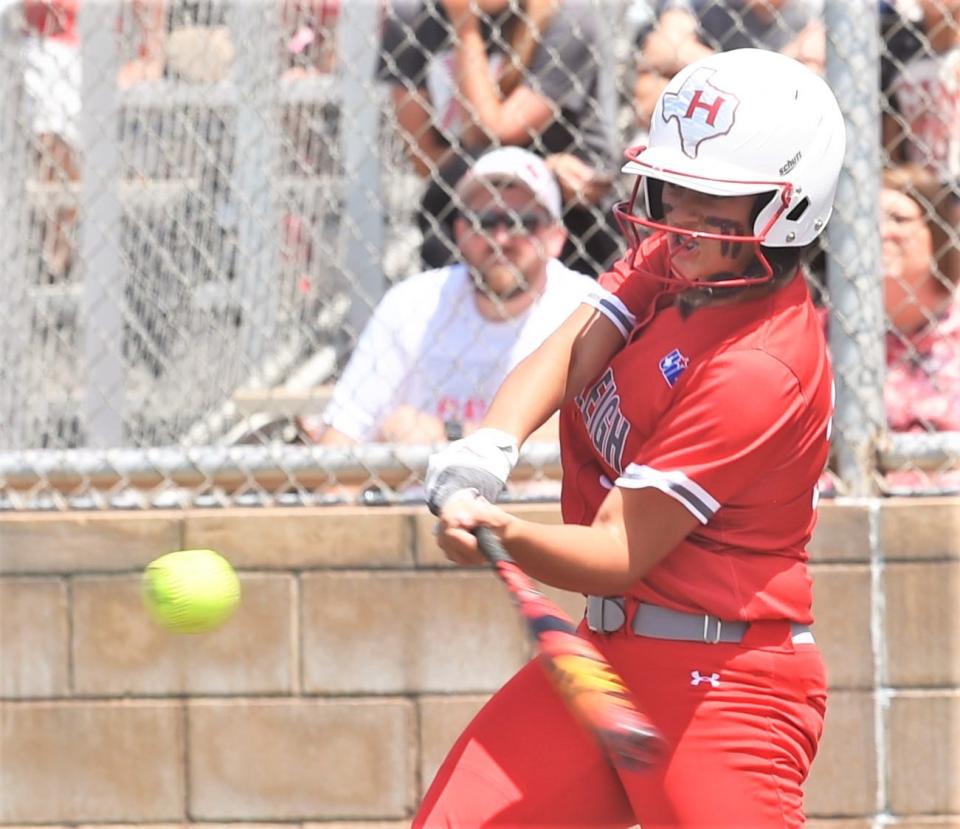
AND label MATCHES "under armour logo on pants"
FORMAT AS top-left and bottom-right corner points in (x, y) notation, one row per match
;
(690, 670), (720, 687)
